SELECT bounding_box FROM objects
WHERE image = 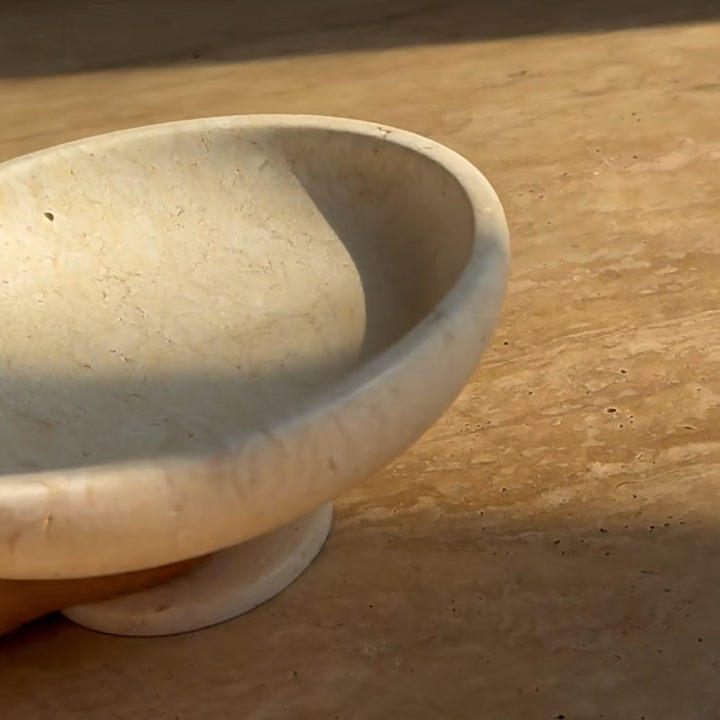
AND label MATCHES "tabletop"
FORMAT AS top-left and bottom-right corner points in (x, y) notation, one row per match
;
(1, 1), (720, 717)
